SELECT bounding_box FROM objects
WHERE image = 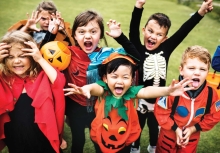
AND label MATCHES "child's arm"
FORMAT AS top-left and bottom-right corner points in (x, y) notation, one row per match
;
(106, 19), (141, 62)
(198, 0), (213, 16)
(63, 83), (104, 98)
(136, 78), (193, 99)
(21, 41), (57, 83)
